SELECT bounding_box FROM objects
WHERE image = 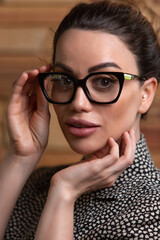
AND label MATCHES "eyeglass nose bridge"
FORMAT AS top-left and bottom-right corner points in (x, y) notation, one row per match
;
(74, 78), (86, 88)
(72, 78), (91, 101)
